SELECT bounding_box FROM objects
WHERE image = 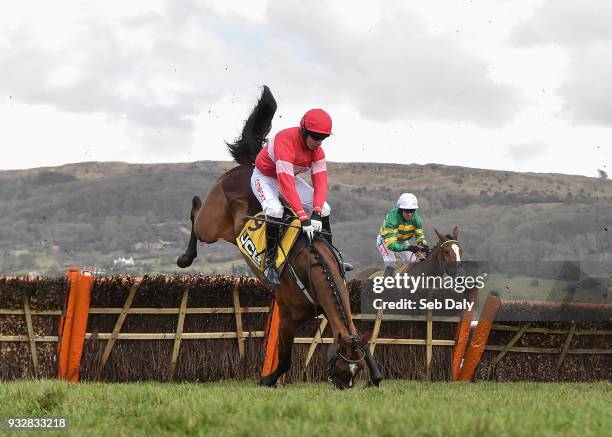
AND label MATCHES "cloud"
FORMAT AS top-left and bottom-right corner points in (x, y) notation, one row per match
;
(510, 0), (612, 47)
(264, 0), (518, 127)
(559, 44), (612, 126)
(0, 0), (519, 160)
(504, 141), (549, 162)
(509, 0), (612, 126)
